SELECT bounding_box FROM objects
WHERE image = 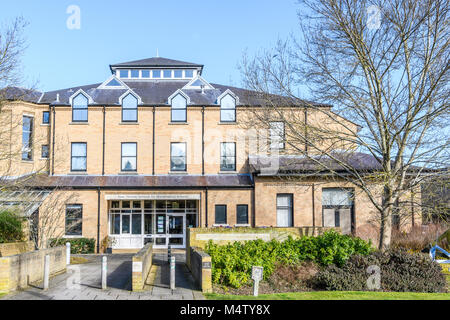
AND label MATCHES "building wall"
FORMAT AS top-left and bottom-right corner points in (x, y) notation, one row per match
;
(0, 102), (50, 177)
